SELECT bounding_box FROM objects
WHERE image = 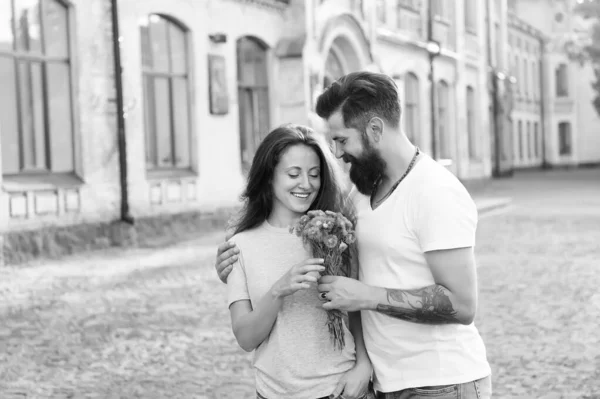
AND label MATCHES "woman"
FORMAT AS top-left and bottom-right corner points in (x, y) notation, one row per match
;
(226, 124), (372, 399)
